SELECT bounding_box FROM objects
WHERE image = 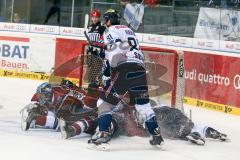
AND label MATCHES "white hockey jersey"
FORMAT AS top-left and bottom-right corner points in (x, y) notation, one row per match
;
(104, 25), (144, 67)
